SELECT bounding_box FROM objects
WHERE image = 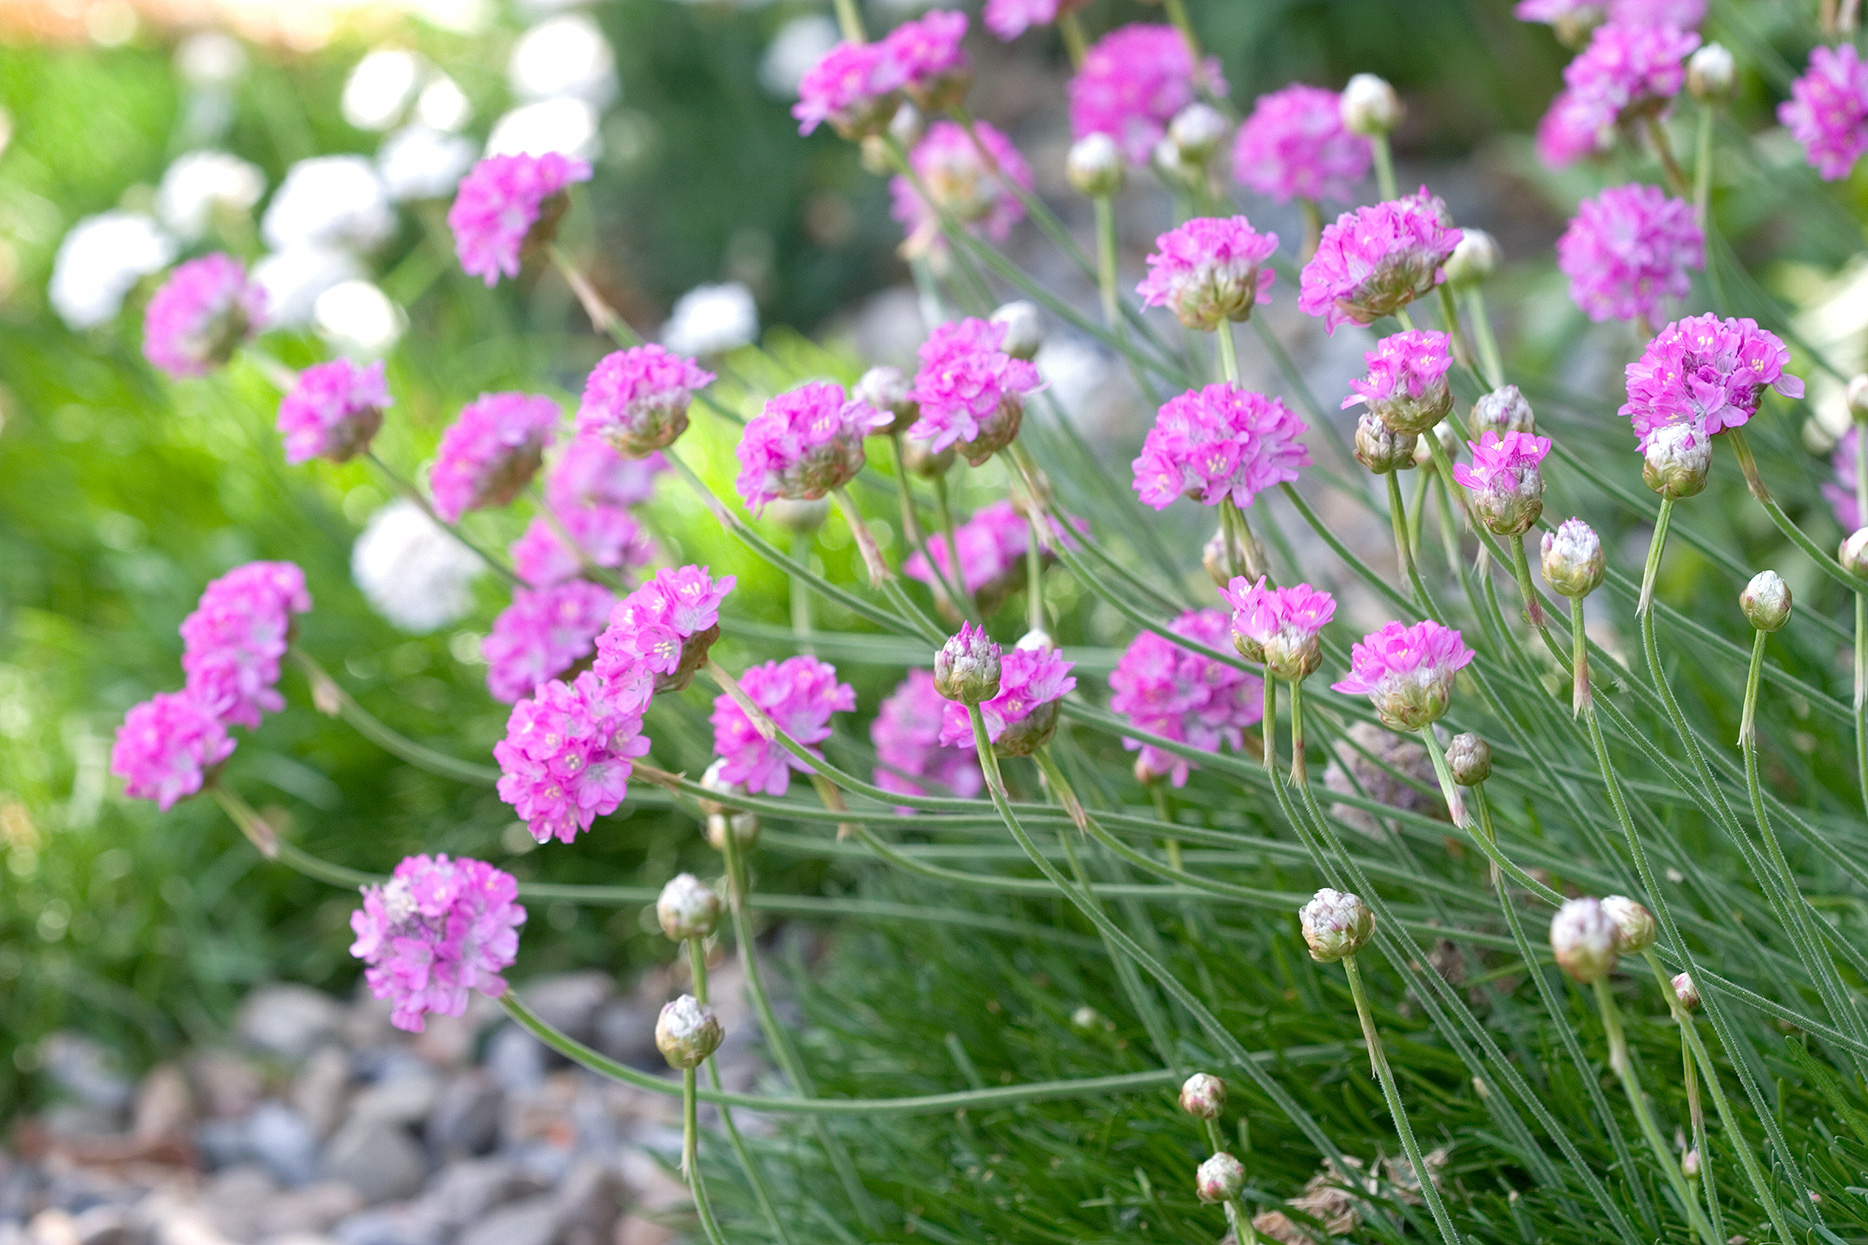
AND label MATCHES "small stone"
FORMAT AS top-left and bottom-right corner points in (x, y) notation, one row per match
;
(424, 1075), (502, 1159)
(40, 1033), (132, 1115)
(247, 1102), (320, 1186)
(26, 1209), (79, 1245)
(455, 1196), (561, 1245)
(132, 1064), (195, 1142)
(69, 1207), (135, 1245)
(554, 1160), (622, 1240)
(330, 1203), (447, 1245)
(592, 1000), (662, 1071)
(238, 986), (346, 1061)
(414, 1158), (535, 1231)
(346, 1066), (441, 1128)
(320, 1120), (426, 1206)
(292, 1047), (351, 1140)
(188, 1051), (263, 1120)
(481, 1026), (547, 1096)
(613, 1218), (675, 1245)
(256, 1183), (365, 1237)
(200, 1164), (278, 1242)
(514, 973), (612, 1045)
